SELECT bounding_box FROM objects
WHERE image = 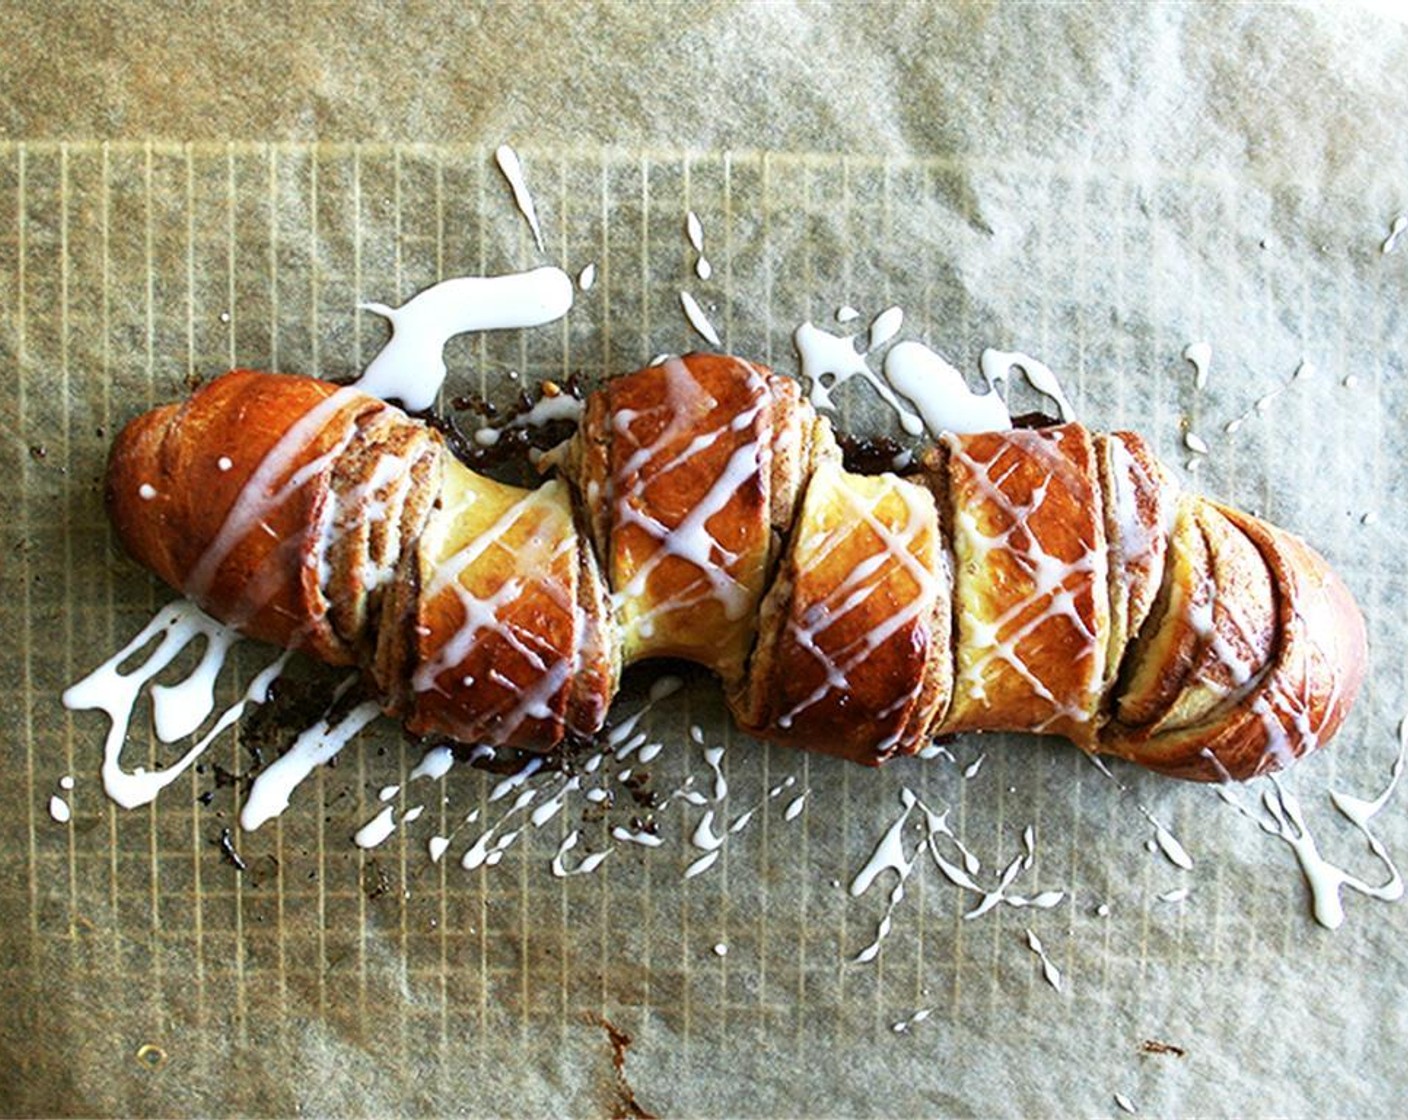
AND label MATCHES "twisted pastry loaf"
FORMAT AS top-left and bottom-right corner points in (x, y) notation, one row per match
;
(106, 355), (1367, 782)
